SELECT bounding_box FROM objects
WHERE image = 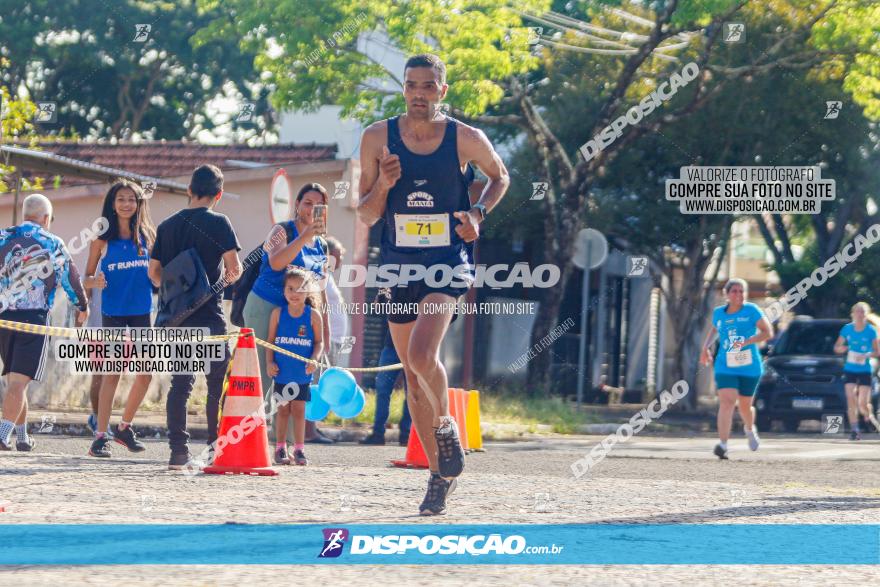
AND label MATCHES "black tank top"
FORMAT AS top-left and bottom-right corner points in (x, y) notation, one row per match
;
(380, 116), (473, 272)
